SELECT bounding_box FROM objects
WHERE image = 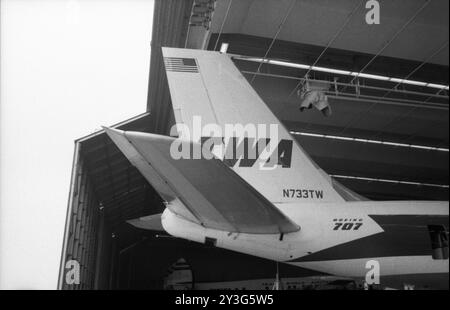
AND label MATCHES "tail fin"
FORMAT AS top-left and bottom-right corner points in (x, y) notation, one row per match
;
(162, 47), (344, 203)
